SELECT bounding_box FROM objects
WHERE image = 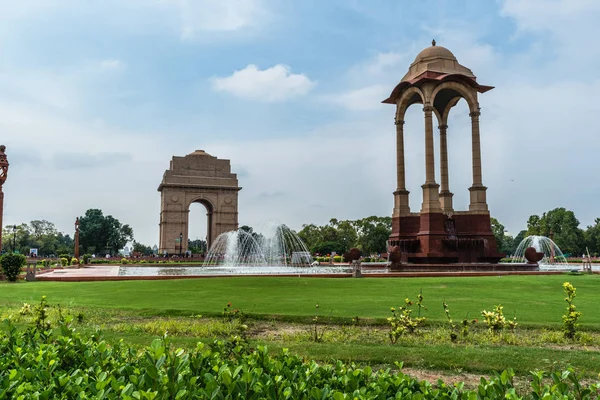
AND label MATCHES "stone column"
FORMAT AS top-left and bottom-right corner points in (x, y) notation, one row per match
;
(0, 145), (9, 253)
(421, 105), (441, 213)
(0, 188), (3, 253)
(468, 109), (488, 211)
(438, 124), (453, 212)
(74, 218), (80, 259)
(393, 119), (410, 217)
